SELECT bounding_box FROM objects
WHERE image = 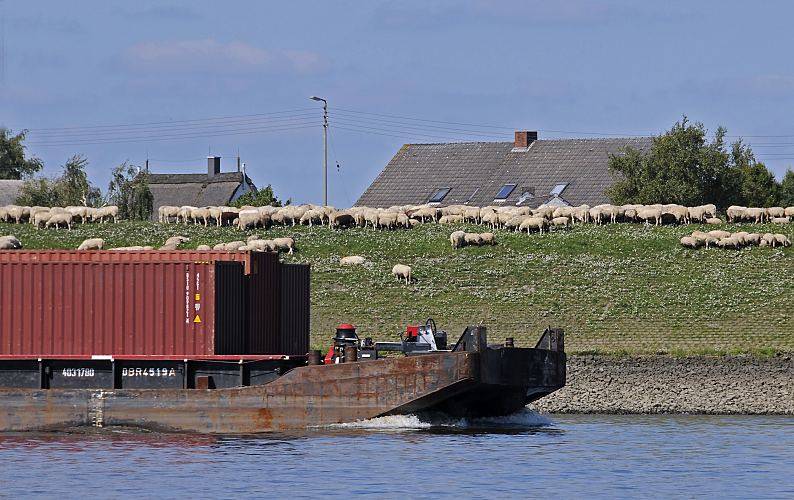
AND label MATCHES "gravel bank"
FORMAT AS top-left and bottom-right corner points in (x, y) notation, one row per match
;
(530, 354), (794, 414)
